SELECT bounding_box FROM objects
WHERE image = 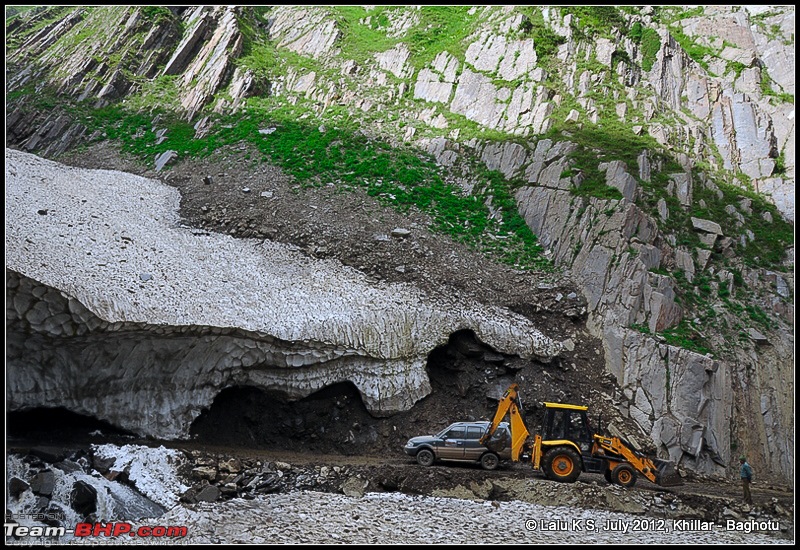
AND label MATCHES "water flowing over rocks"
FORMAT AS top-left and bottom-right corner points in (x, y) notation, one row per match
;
(91, 444), (189, 508)
(6, 450), (169, 532)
